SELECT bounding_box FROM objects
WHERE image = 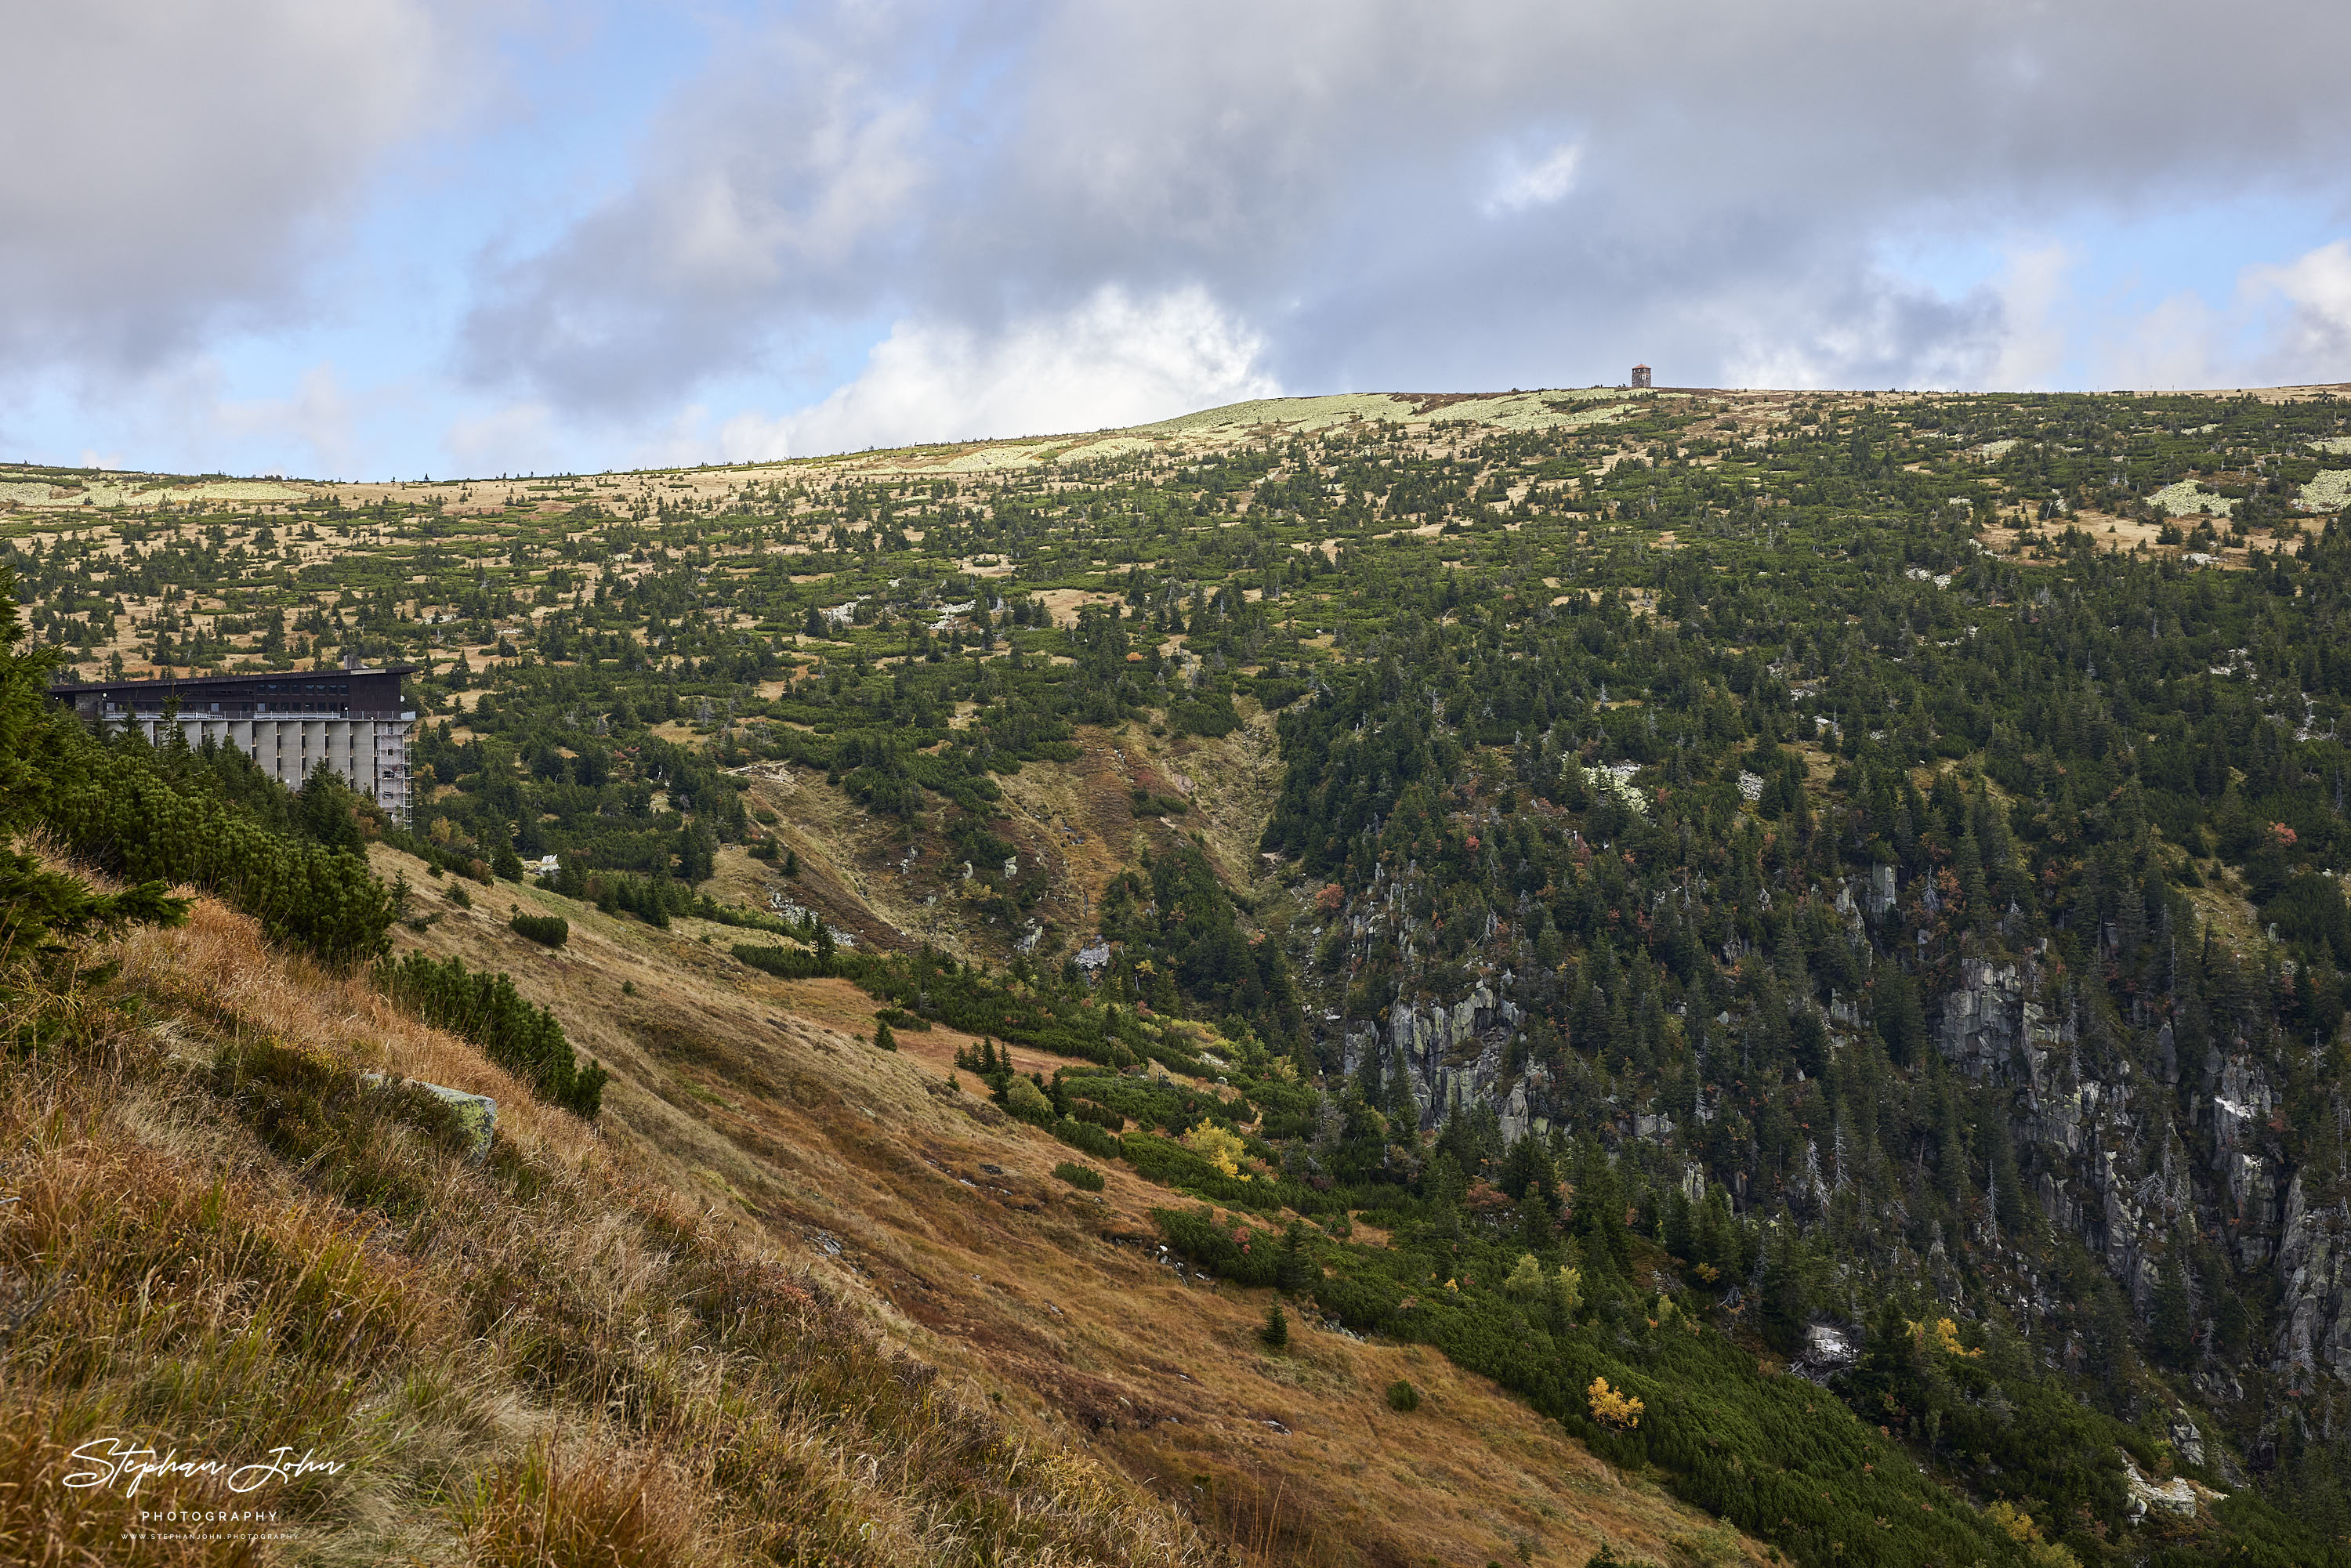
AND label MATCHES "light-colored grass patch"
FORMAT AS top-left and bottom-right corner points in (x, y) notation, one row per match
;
(938, 444), (1051, 473)
(2150, 480), (2234, 517)
(1134, 393), (1419, 434)
(2298, 469), (2351, 511)
(1053, 436), (1159, 462)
